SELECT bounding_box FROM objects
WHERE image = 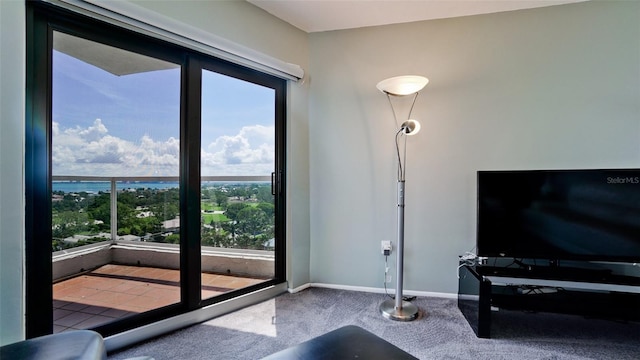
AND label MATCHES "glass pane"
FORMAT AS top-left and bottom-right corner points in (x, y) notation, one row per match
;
(51, 31), (181, 332)
(200, 70), (275, 300)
